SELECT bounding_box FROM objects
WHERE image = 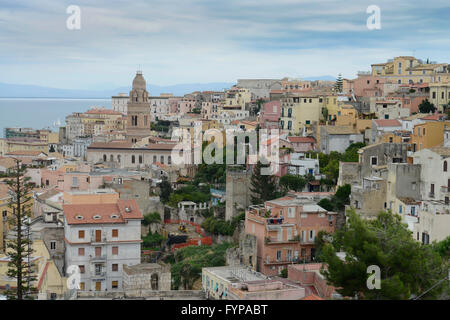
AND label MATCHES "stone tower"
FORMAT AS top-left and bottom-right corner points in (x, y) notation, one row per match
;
(126, 71), (151, 143)
(225, 165), (252, 221)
